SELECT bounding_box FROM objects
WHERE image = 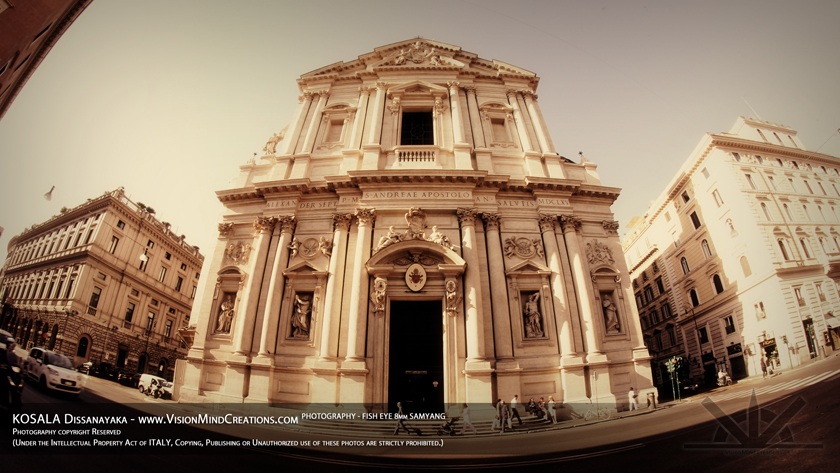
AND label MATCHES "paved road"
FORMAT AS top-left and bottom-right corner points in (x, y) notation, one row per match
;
(4, 354), (839, 472)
